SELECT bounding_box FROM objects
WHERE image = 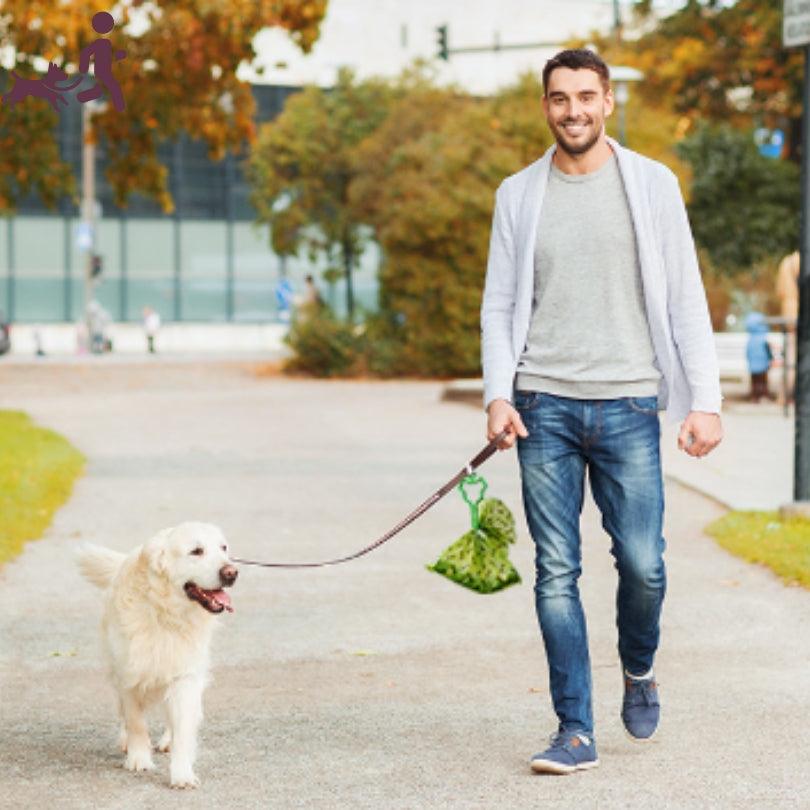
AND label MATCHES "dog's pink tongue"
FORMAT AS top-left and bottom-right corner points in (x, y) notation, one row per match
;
(211, 589), (233, 613)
